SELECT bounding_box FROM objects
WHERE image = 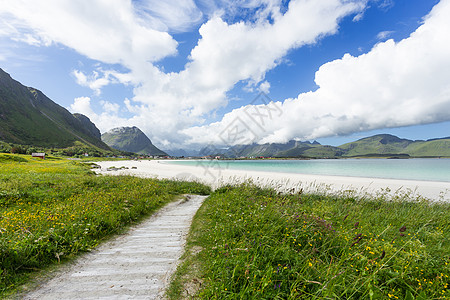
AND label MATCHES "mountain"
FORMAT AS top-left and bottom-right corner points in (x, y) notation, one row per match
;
(0, 68), (109, 149)
(203, 140), (344, 158)
(101, 126), (167, 156)
(403, 139), (450, 157)
(164, 148), (199, 157)
(201, 134), (449, 158)
(339, 134), (450, 157)
(73, 113), (101, 140)
(339, 134), (414, 156)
